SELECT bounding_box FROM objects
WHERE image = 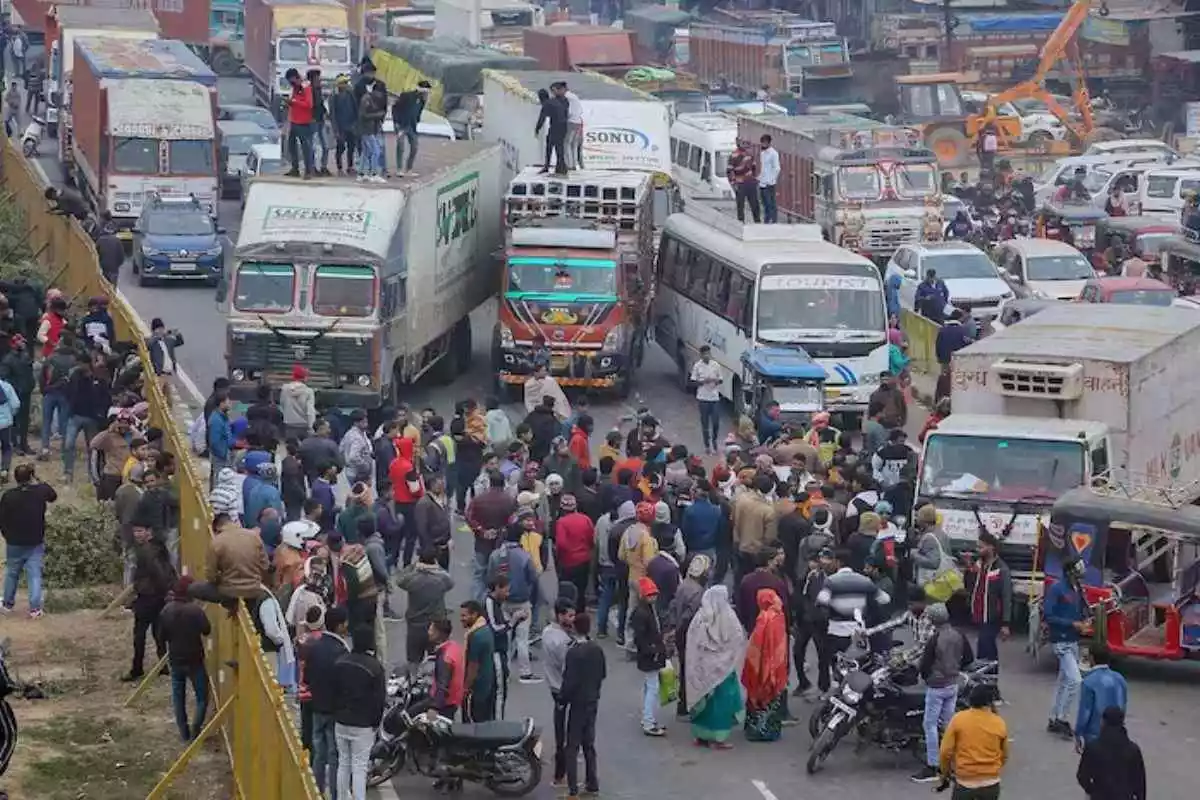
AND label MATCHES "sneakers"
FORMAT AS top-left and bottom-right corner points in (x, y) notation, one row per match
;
(120, 671), (145, 683)
(518, 673), (544, 685)
(29, 609), (43, 619)
(0, 604), (12, 614)
(910, 765), (939, 783)
(370, 175), (386, 184)
(642, 725), (667, 737)
(1048, 718), (1074, 739)
(596, 631), (608, 640)
(356, 174), (367, 183)
(284, 169), (301, 178)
